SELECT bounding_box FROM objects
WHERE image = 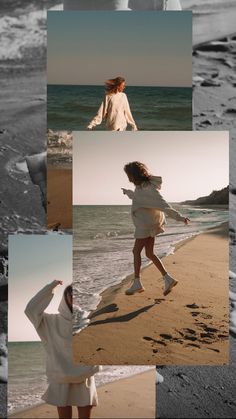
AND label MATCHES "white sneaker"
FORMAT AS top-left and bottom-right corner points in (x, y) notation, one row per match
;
(163, 273), (178, 296)
(125, 278), (145, 295)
